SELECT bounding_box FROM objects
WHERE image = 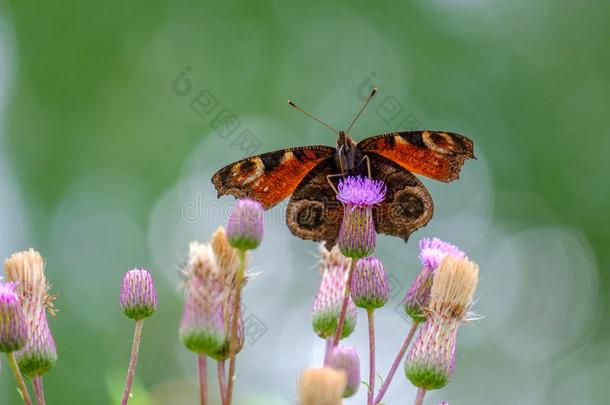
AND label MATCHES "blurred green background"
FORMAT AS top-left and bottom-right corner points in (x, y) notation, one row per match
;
(0, 0), (608, 404)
